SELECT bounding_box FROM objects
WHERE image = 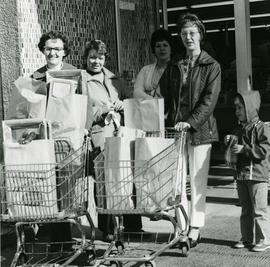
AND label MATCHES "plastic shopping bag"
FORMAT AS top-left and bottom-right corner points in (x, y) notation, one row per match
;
(7, 77), (47, 119)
